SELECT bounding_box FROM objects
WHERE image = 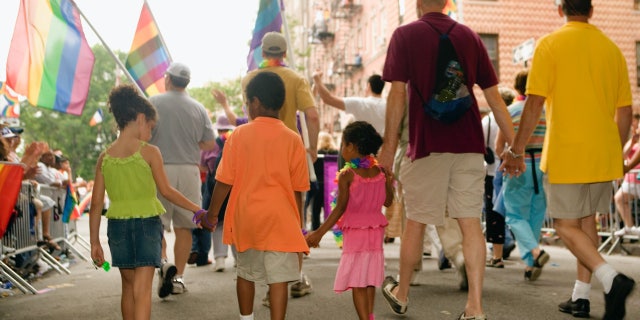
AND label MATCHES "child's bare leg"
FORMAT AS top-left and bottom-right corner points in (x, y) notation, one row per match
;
(120, 269), (135, 320)
(367, 286), (375, 315)
(42, 208), (51, 238)
(33, 201), (43, 239)
(268, 282), (288, 320)
(352, 287), (369, 320)
(237, 276), (255, 316)
(133, 266), (155, 320)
